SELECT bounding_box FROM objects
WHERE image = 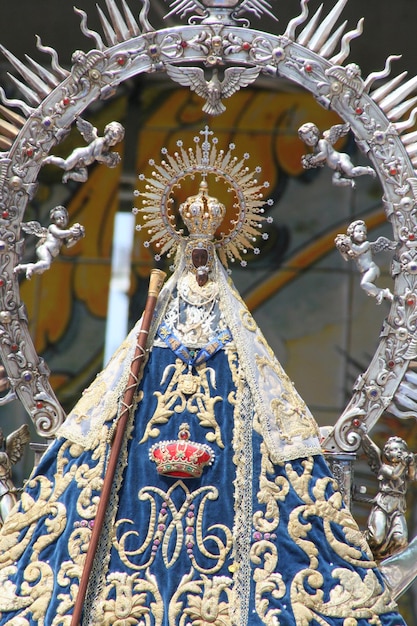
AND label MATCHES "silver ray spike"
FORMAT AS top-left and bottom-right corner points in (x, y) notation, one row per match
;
(74, 7), (105, 51)
(96, 5), (119, 46)
(120, 0), (140, 36)
(35, 37), (68, 80)
(0, 136), (12, 151)
(329, 18), (363, 65)
(370, 71), (408, 103)
(405, 143), (417, 158)
(393, 107), (417, 133)
(364, 55), (402, 92)
(0, 45), (51, 99)
(379, 76), (417, 113)
(0, 104), (25, 128)
(0, 87), (33, 117)
(283, 0), (309, 40)
(0, 118), (20, 141)
(164, 0), (205, 20)
(296, 4), (323, 47)
(237, 0), (277, 21)
(386, 95), (417, 122)
(104, 0), (131, 41)
(24, 55), (60, 89)
(7, 74), (41, 106)
(139, 0), (154, 32)
(306, 0), (348, 53)
(318, 21), (347, 58)
(401, 129), (417, 146)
